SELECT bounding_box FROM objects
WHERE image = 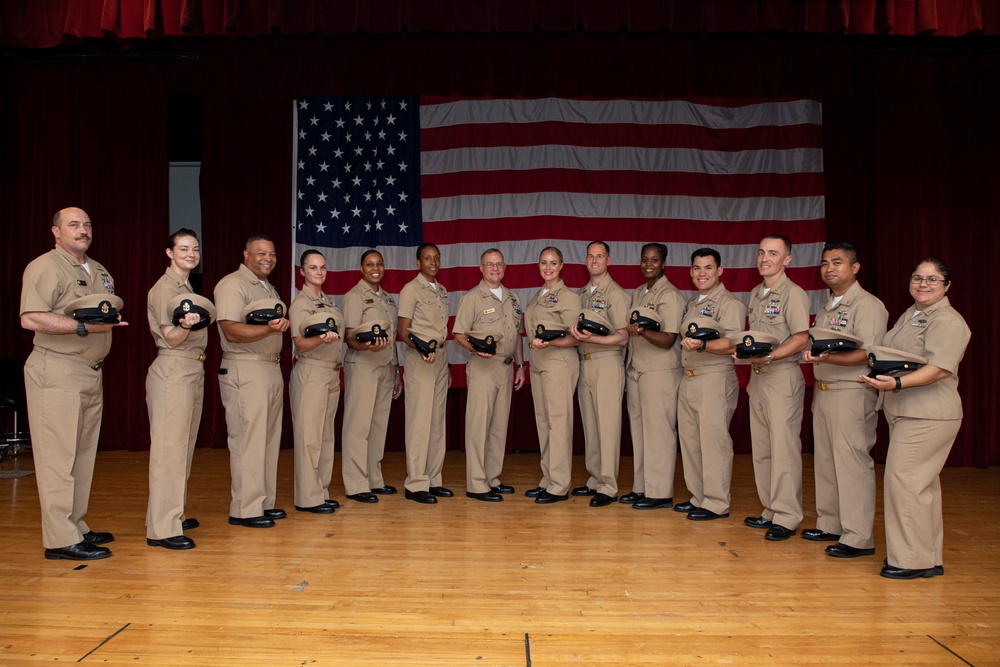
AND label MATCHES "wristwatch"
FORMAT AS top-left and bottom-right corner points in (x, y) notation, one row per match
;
(515, 363), (526, 369)
(76, 320), (88, 337)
